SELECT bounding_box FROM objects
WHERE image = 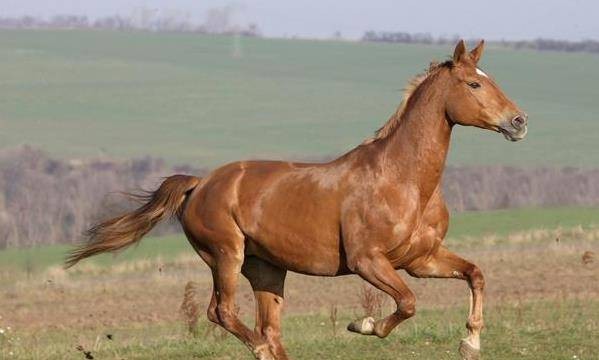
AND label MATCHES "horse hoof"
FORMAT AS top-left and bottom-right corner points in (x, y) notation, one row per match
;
(253, 344), (276, 360)
(347, 316), (375, 335)
(459, 339), (480, 360)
